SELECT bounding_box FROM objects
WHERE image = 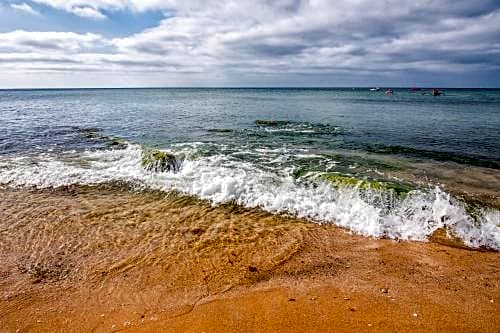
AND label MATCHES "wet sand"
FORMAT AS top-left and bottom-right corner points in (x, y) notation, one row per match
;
(0, 185), (498, 332)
